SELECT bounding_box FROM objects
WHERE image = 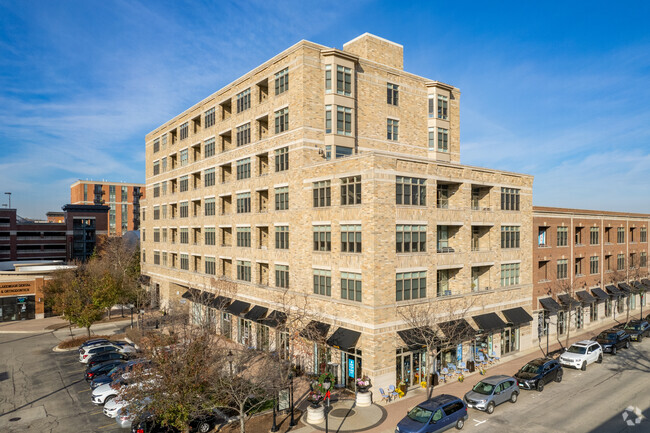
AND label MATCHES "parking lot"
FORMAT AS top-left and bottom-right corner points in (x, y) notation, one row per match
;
(0, 331), (124, 433)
